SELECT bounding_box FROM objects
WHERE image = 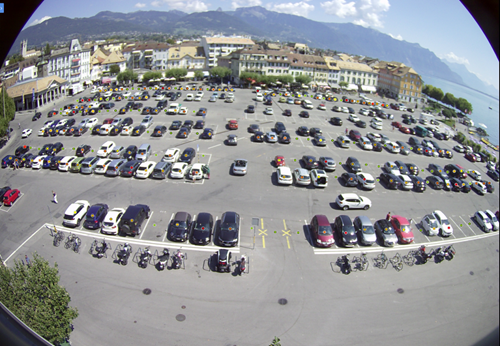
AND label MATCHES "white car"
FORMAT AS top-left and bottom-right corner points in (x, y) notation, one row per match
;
(356, 172), (376, 190)
(141, 115), (154, 128)
(302, 100), (314, 109)
(185, 94), (194, 101)
(453, 144), (465, 153)
(22, 129), (32, 138)
(264, 107), (274, 115)
(209, 95), (217, 102)
(341, 107), (349, 113)
(277, 166), (293, 185)
(486, 161), (496, 170)
(58, 156), (77, 172)
(196, 91), (204, 98)
(101, 208), (126, 235)
(386, 141), (401, 153)
(336, 193), (371, 210)
(484, 210), (499, 231)
(122, 91), (132, 98)
(318, 104), (326, 110)
(384, 161), (399, 175)
(179, 107), (188, 115)
(78, 119), (89, 128)
(366, 132), (381, 142)
(370, 119), (383, 130)
(104, 90), (113, 97)
(471, 181), (487, 195)
(397, 174), (413, 190)
(226, 92), (234, 99)
(62, 200), (90, 227)
(188, 163), (206, 180)
(359, 109), (370, 116)
(432, 210), (454, 236)
(310, 169), (328, 188)
(349, 114), (360, 122)
(86, 118), (98, 128)
(111, 118), (122, 127)
(255, 93), (263, 102)
(31, 155), (47, 169)
(94, 158), (113, 174)
(474, 211), (493, 232)
(467, 169), (482, 181)
(358, 137), (373, 150)
(167, 103), (180, 114)
(336, 135), (351, 148)
(99, 124), (113, 135)
(293, 168), (311, 186)
(162, 148), (180, 163)
(421, 214), (440, 236)
(97, 141), (116, 157)
(135, 161), (156, 179)
(121, 125), (133, 136)
(156, 94), (166, 101)
(266, 132), (278, 143)
(232, 159), (248, 175)
(170, 162), (188, 179)
(38, 126), (49, 136)
(194, 95), (202, 101)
